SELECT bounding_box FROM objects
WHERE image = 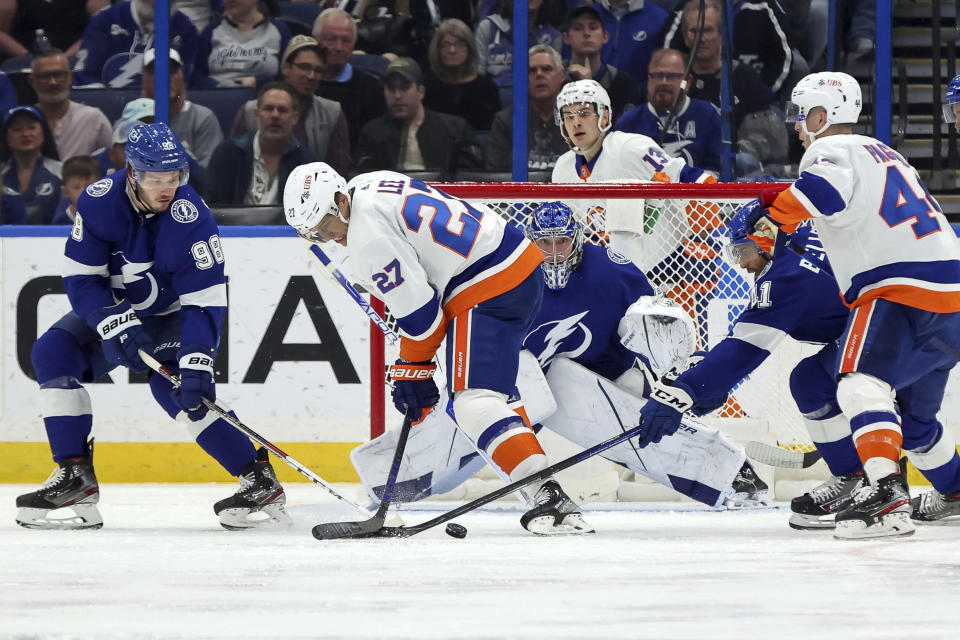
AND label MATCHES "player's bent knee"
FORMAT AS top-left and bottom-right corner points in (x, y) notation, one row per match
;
(148, 369), (182, 420)
(452, 388), (512, 441)
(836, 373), (896, 419)
(789, 354), (837, 413)
(32, 329), (85, 383)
